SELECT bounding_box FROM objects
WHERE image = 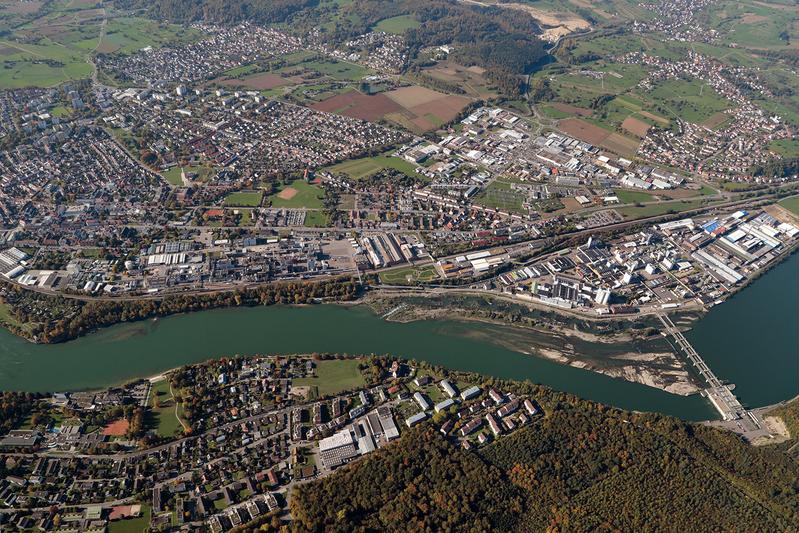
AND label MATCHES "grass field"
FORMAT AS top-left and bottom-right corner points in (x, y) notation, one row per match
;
(643, 78), (730, 123)
(374, 15), (420, 34)
(148, 379), (182, 438)
(304, 59), (369, 81)
(98, 17), (199, 55)
(778, 196), (799, 217)
(108, 505), (151, 533)
(303, 210), (330, 227)
(223, 191), (263, 207)
(0, 4), (198, 89)
(0, 300), (23, 330)
(721, 181), (760, 192)
(421, 60), (498, 99)
(474, 180), (526, 214)
(378, 264), (439, 285)
(770, 139), (799, 158)
(268, 180), (325, 209)
(614, 189), (656, 204)
(293, 359), (366, 397)
(325, 154), (422, 180)
(616, 199), (708, 219)
(162, 165), (216, 186)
